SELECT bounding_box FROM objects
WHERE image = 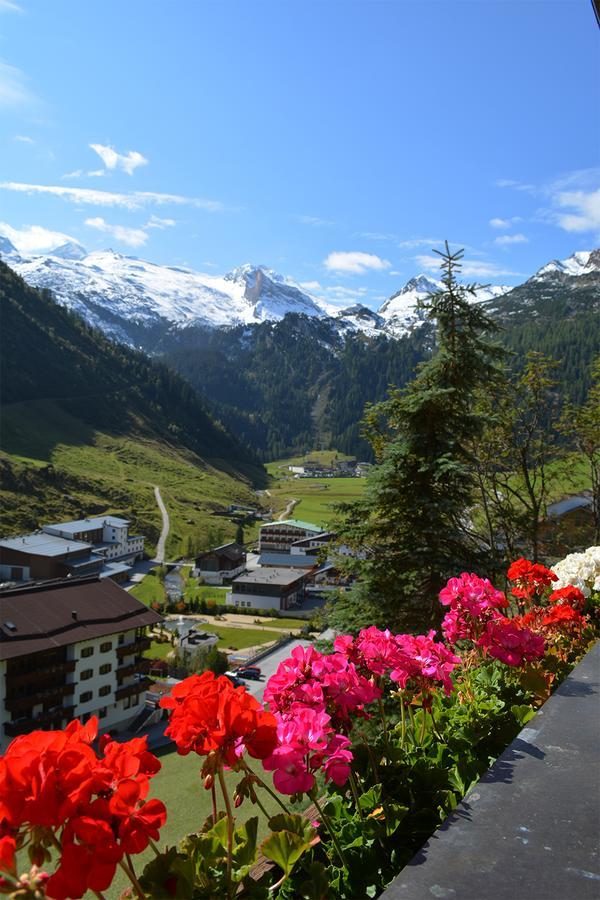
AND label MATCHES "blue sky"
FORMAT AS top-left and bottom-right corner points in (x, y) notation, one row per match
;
(1, 0), (598, 309)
